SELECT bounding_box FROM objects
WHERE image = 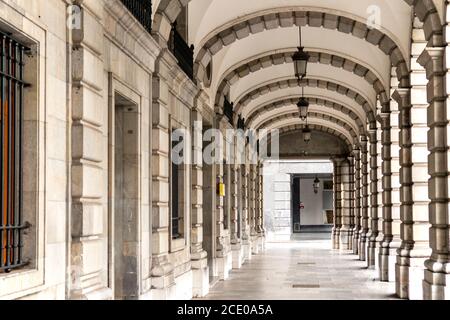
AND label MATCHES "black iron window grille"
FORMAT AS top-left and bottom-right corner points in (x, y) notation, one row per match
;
(224, 96), (234, 124)
(0, 32), (30, 273)
(120, 0), (153, 33)
(169, 22), (194, 81)
(237, 115), (246, 131)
